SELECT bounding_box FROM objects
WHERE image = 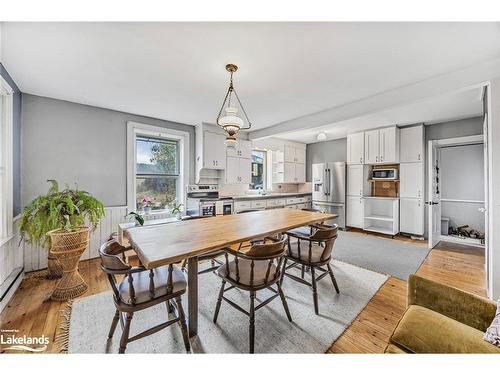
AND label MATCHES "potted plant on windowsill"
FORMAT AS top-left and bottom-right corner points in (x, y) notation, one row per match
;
(170, 201), (184, 220)
(18, 180), (105, 300)
(140, 197), (154, 214)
